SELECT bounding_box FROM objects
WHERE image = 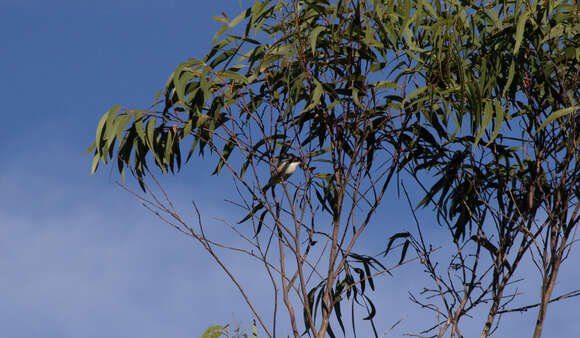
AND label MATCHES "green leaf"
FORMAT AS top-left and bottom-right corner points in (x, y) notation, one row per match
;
(303, 80), (323, 112)
(201, 325), (225, 338)
(146, 118), (156, 147)
(309, 26), (326, 52)
(153, 90), (163, 112)
(85, 142), (96, 155)
(135, 117), (146, 143)
(333, 289), (345, 334)
(474, 100), (493, 148)
(487, 99), (504, 145)
(537, 106), (578, 132)
(200, 67), (211, 102)
(95, 107), (113, 145)
(513, 11), (529, 55)
(164, 131), (174, 166)
(402, 86), (427, 107)
(105, 105), (119, 134)
(229, 8), (250, 29)
(212, 24), (229, 44)
(89, 154), (100, 175)
(212, 138), (236, 175)
(363, 261), (374, 291)
(383, 232), (411, 257)
(372, 81), (399, 90)
(399, 239), (410, 264)
(303, 281), (324, 335)
(175, 71), (196, 102)
(113, 114), (131, 141)
(502, 61), (516, 97)
(362, 295), (376, 320)
(256, 210), (268, 236)
(104, 113), (130, 153)
(352, 87), (362, 108)
(183, 119), (193, 136)
(219, 70), (248, 84)
(212, 15), (228, 23)
(238, 202), (264, 224)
